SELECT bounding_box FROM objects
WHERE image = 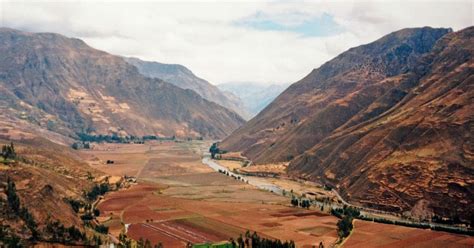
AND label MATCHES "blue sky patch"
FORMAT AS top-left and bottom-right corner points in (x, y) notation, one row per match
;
(235, 12), (344, 37)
